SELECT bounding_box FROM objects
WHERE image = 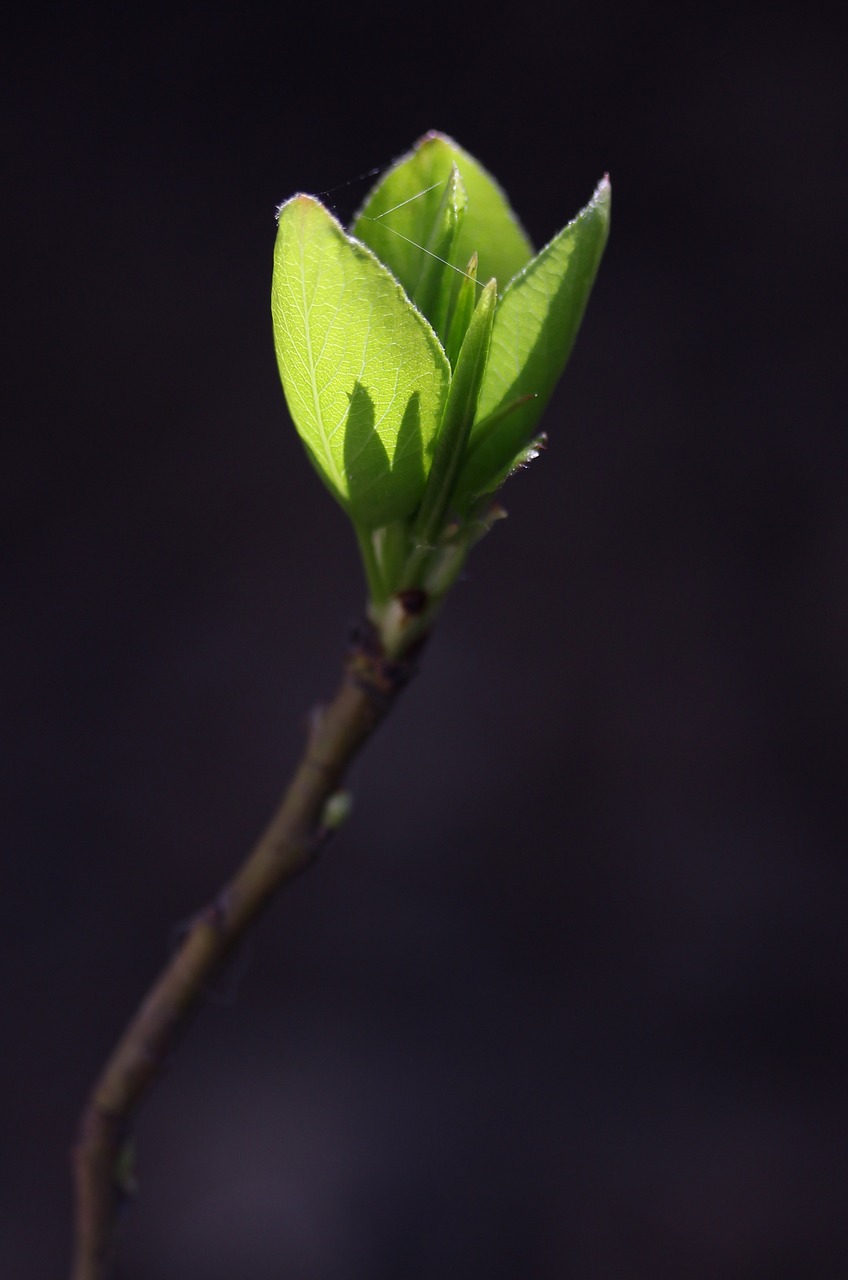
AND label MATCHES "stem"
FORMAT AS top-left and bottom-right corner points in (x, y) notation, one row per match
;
(70, 624), (419, 1280)
(354, 524), (386, 605)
